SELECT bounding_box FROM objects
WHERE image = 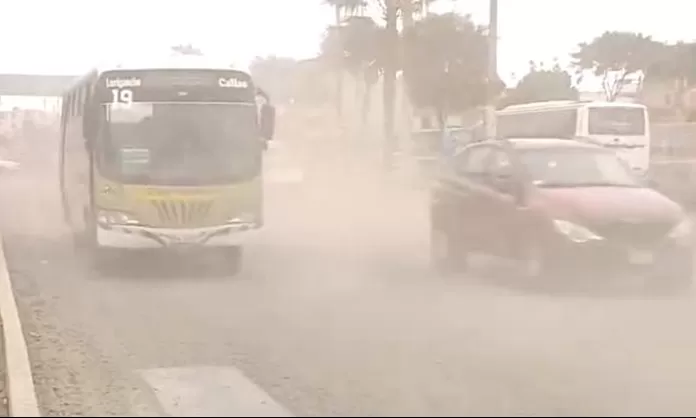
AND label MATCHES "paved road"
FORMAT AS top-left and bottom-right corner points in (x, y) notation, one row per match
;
(5, 149), (696, 416)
